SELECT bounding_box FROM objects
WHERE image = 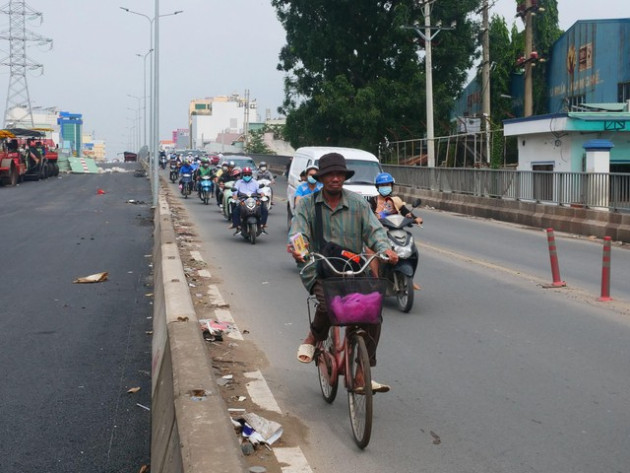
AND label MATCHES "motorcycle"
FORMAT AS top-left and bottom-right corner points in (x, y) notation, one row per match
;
(378, 199), (422, 313)
(169, 163), (178, 183)
(198, 175), (213, 205)
(222, 181), (236, 219)
(159, 155), (168, 170)
(236, 192), (264, 245)
(180, 173), (193, 199)
(257, 178), (274, 210)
